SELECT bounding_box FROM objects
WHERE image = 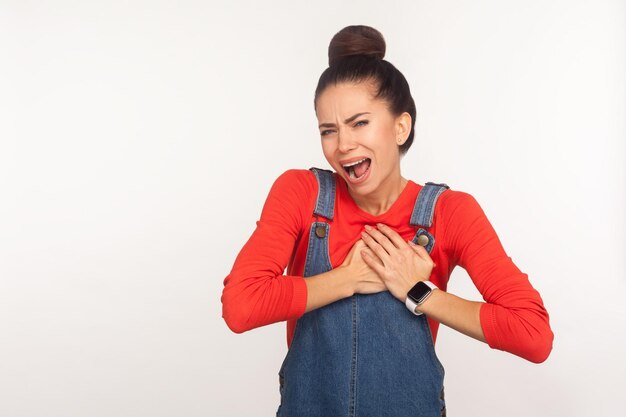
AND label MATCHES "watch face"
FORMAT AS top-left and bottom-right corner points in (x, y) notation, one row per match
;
(407, 281), (431, 303)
